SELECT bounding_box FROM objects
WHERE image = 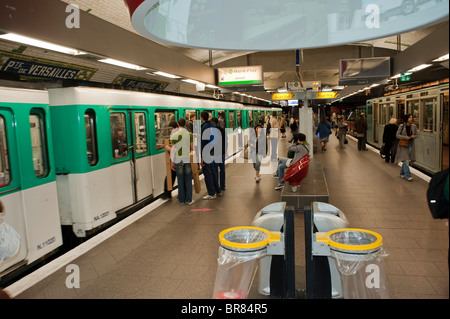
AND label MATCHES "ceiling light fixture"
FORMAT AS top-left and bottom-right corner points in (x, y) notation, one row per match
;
(0, 33), (86, 55)
(407, 64), (432, 73)
(99, 58), (147, 70)
(153, 71), (181, 79)
(432, 53), (449, 62)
